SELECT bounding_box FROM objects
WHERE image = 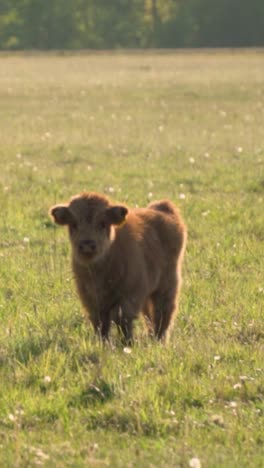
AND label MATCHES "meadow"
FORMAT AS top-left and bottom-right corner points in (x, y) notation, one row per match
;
(0, 50), (263, 467)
